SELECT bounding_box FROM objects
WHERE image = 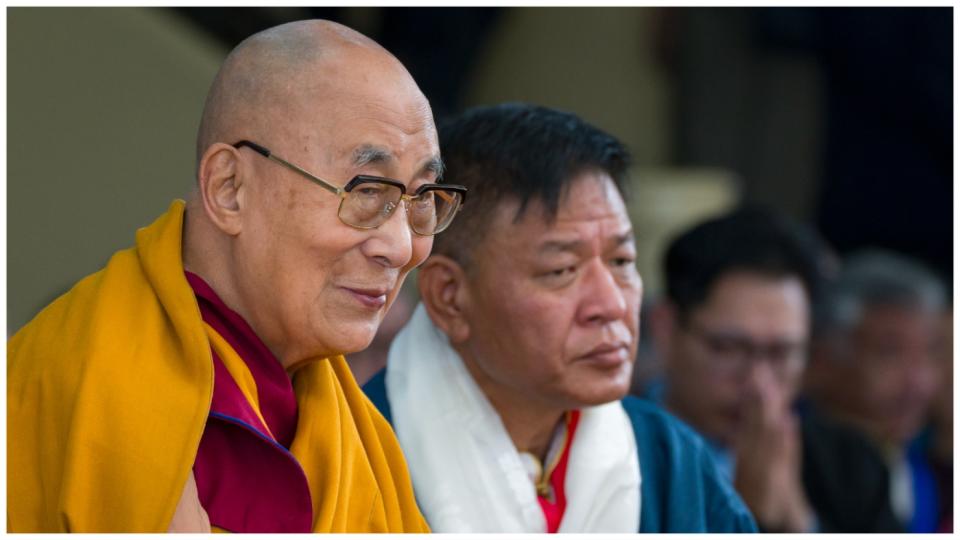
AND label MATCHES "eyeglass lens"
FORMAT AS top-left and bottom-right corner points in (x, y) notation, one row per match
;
(339, 181), (463, 235)
(693, 328), (805, 378)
